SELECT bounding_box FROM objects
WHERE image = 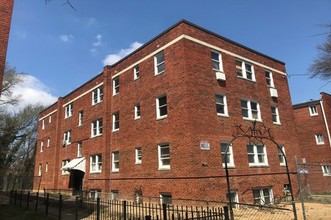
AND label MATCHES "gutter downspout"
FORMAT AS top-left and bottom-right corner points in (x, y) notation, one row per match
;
(320, 100), (331, 147)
